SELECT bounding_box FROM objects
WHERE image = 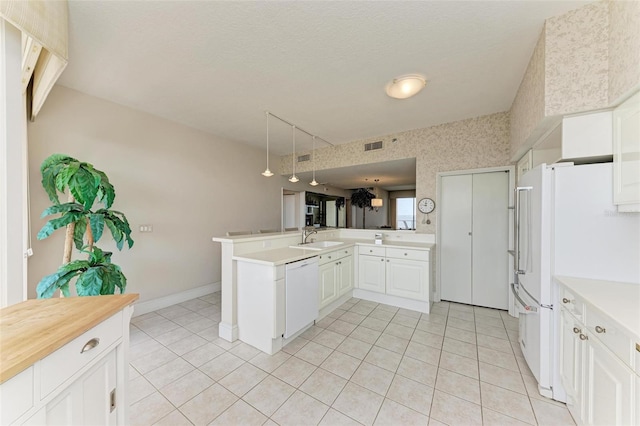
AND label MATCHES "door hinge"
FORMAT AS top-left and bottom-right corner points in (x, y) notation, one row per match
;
(110, 388), (116, 413)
